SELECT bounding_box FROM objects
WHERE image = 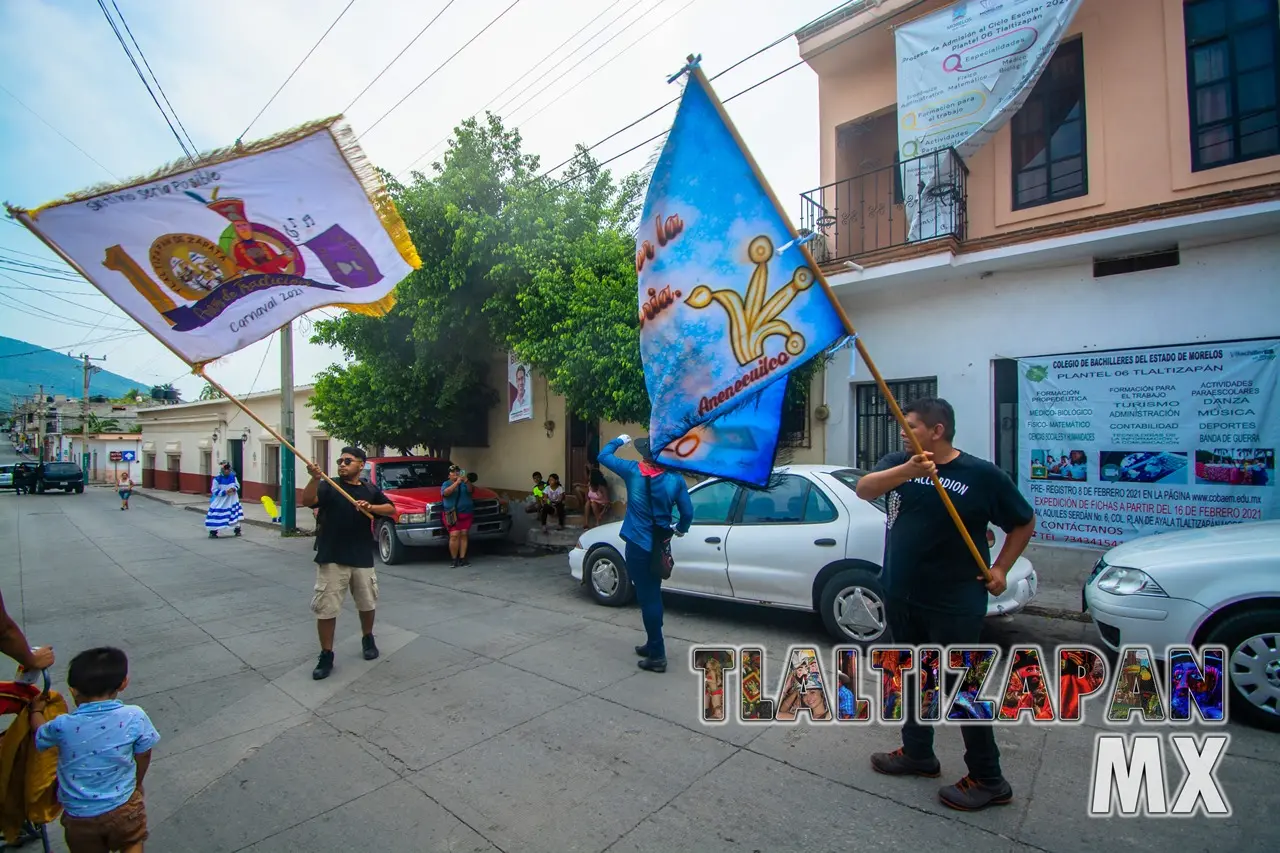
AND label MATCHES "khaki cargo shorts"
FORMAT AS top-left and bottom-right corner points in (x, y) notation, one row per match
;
(312, 563), (378, 619)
